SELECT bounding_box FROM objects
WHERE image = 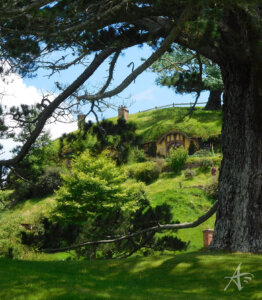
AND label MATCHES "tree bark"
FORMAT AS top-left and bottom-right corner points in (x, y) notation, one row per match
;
(204, 90), (222, 110)
(210, 60), (262, 252)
